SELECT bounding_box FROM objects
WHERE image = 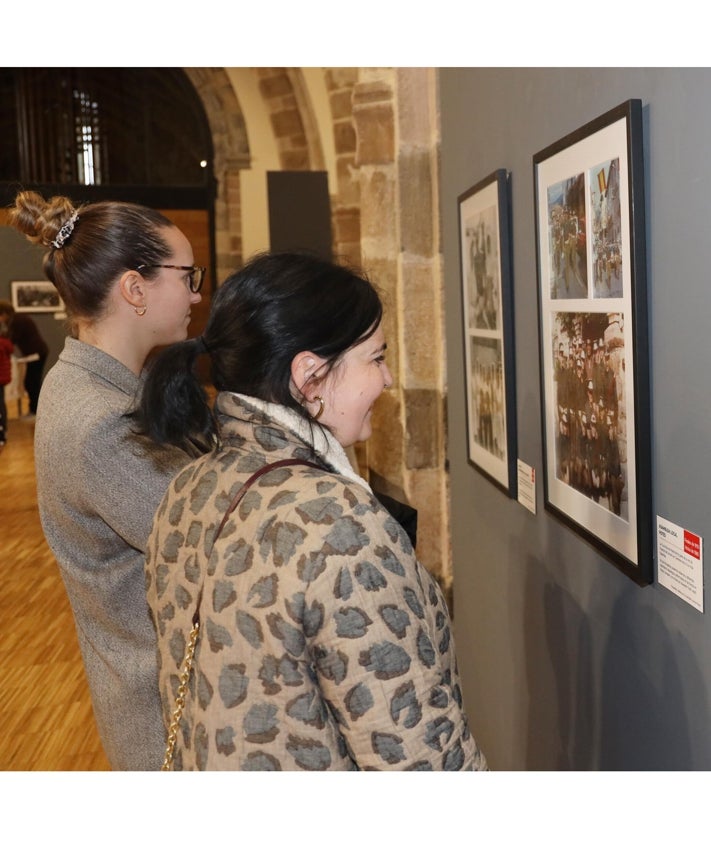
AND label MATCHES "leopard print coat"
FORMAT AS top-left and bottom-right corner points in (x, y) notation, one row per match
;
(146, 392), (487, 771)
